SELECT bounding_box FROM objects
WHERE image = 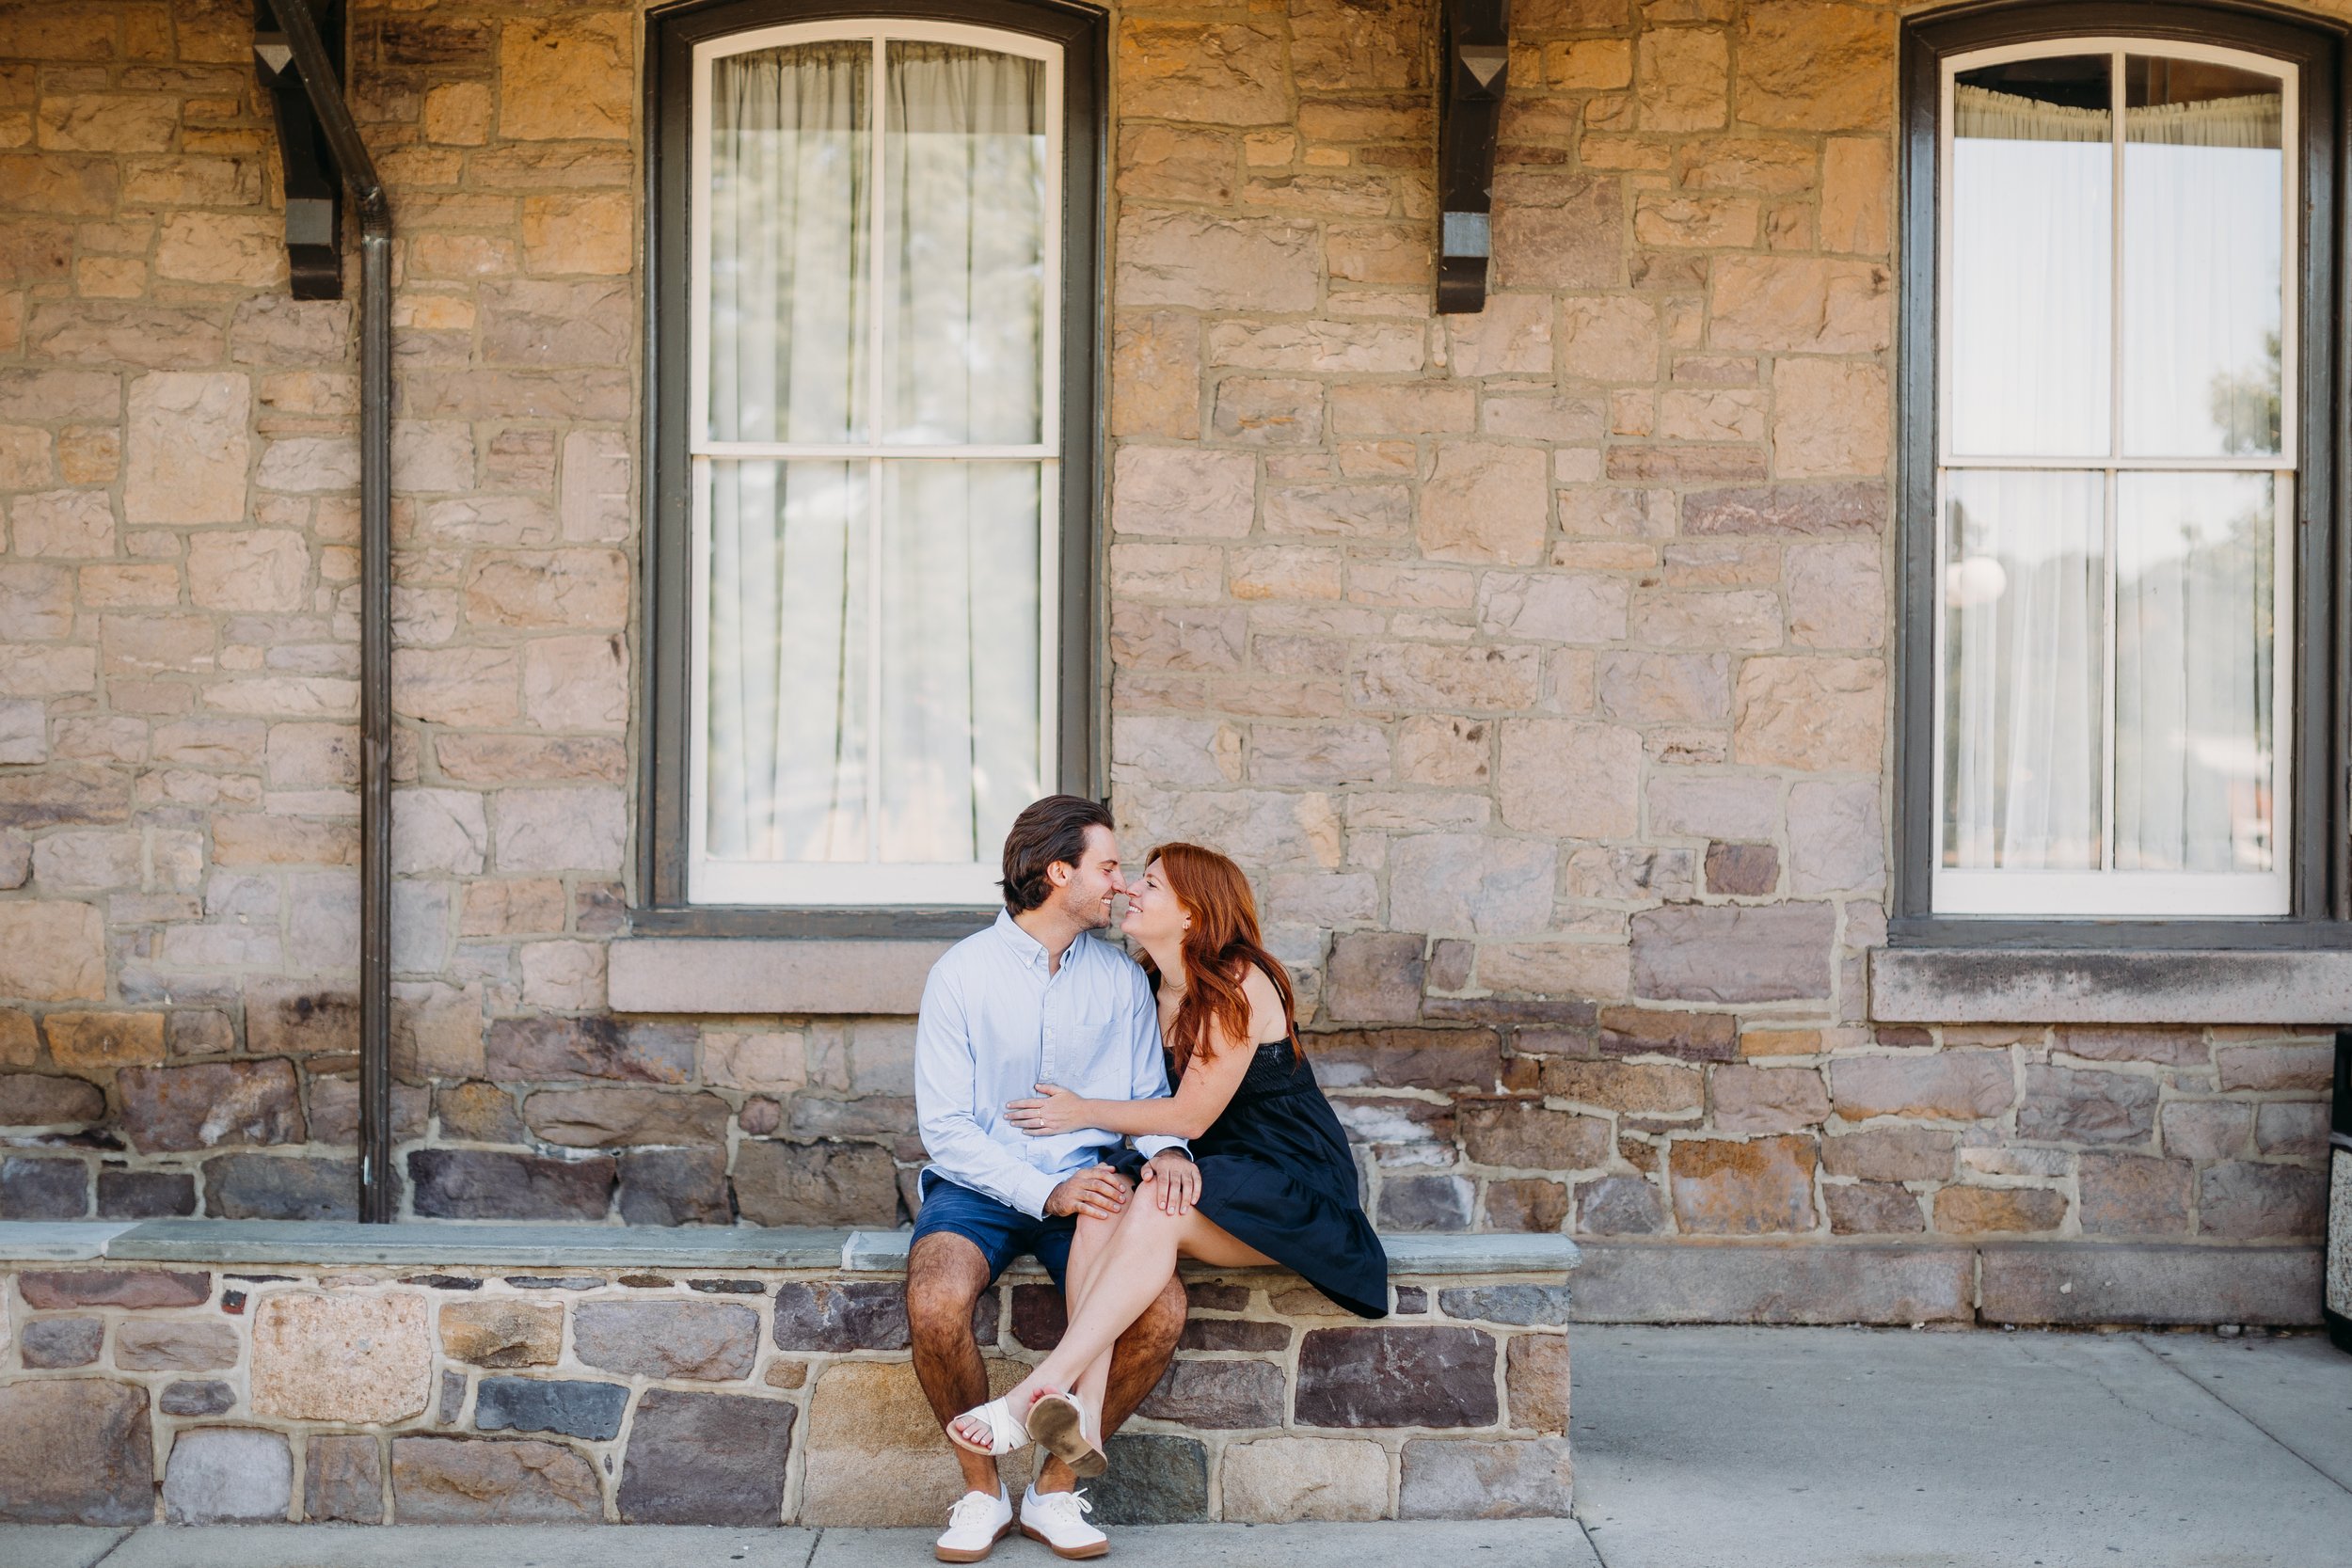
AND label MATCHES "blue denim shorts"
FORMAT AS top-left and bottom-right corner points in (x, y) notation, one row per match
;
(911, 1171), (1078, 1292)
